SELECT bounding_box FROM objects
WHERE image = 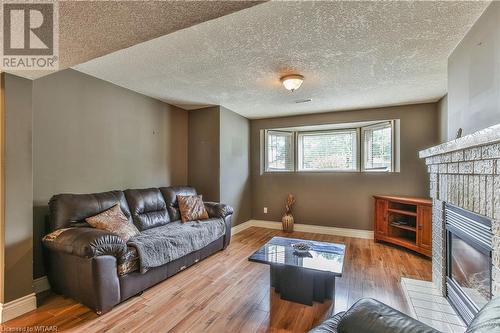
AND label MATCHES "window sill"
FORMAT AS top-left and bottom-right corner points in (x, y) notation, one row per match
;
(262, 170), (399, 175)
(297, 169), (358, 173)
